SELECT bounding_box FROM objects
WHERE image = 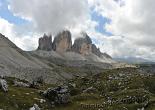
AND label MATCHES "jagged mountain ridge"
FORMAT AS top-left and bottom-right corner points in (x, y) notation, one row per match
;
(114, 57), (154, 64)
(36, 30), (114, 63)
